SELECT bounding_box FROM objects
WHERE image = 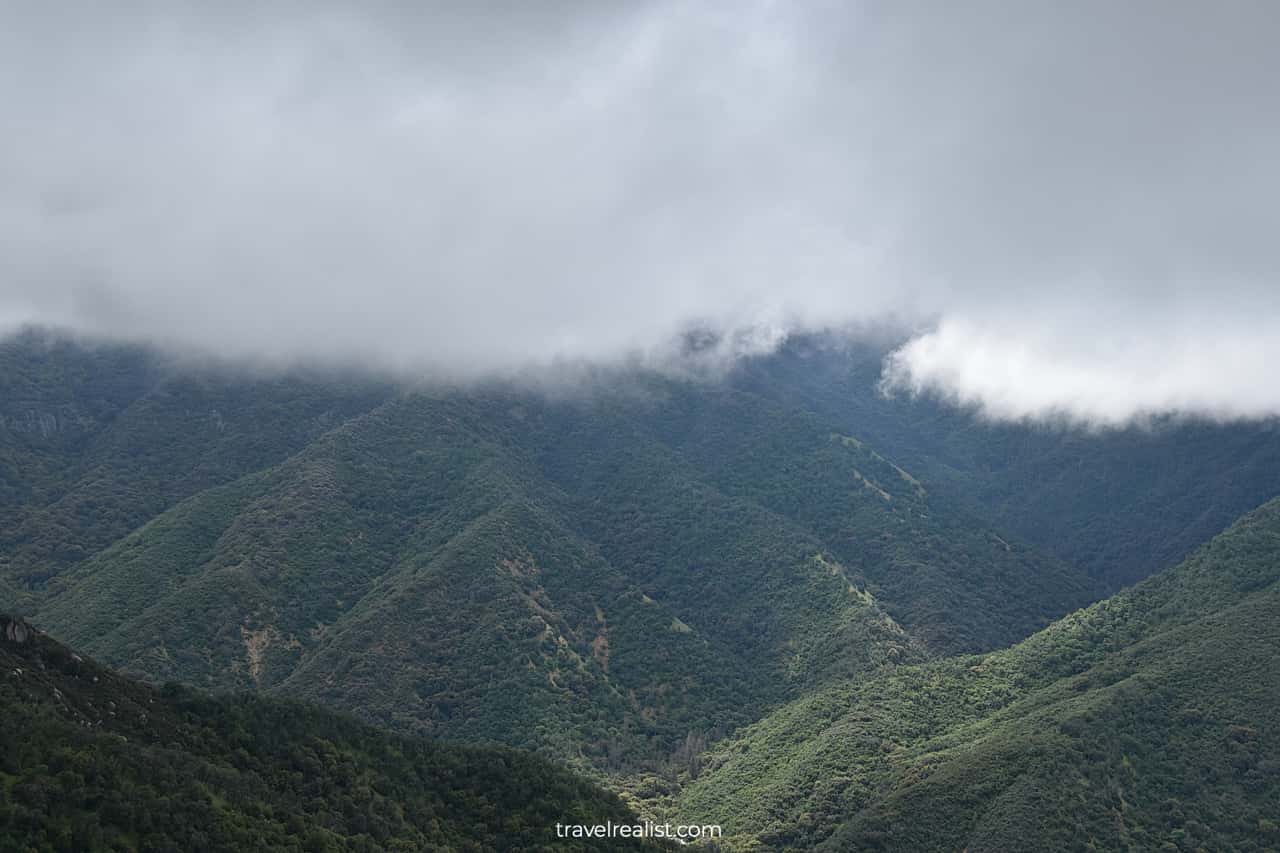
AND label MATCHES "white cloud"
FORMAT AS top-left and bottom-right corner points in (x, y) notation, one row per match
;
(2, 1), (1278, 419)
(883, 312), (1280, 425)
